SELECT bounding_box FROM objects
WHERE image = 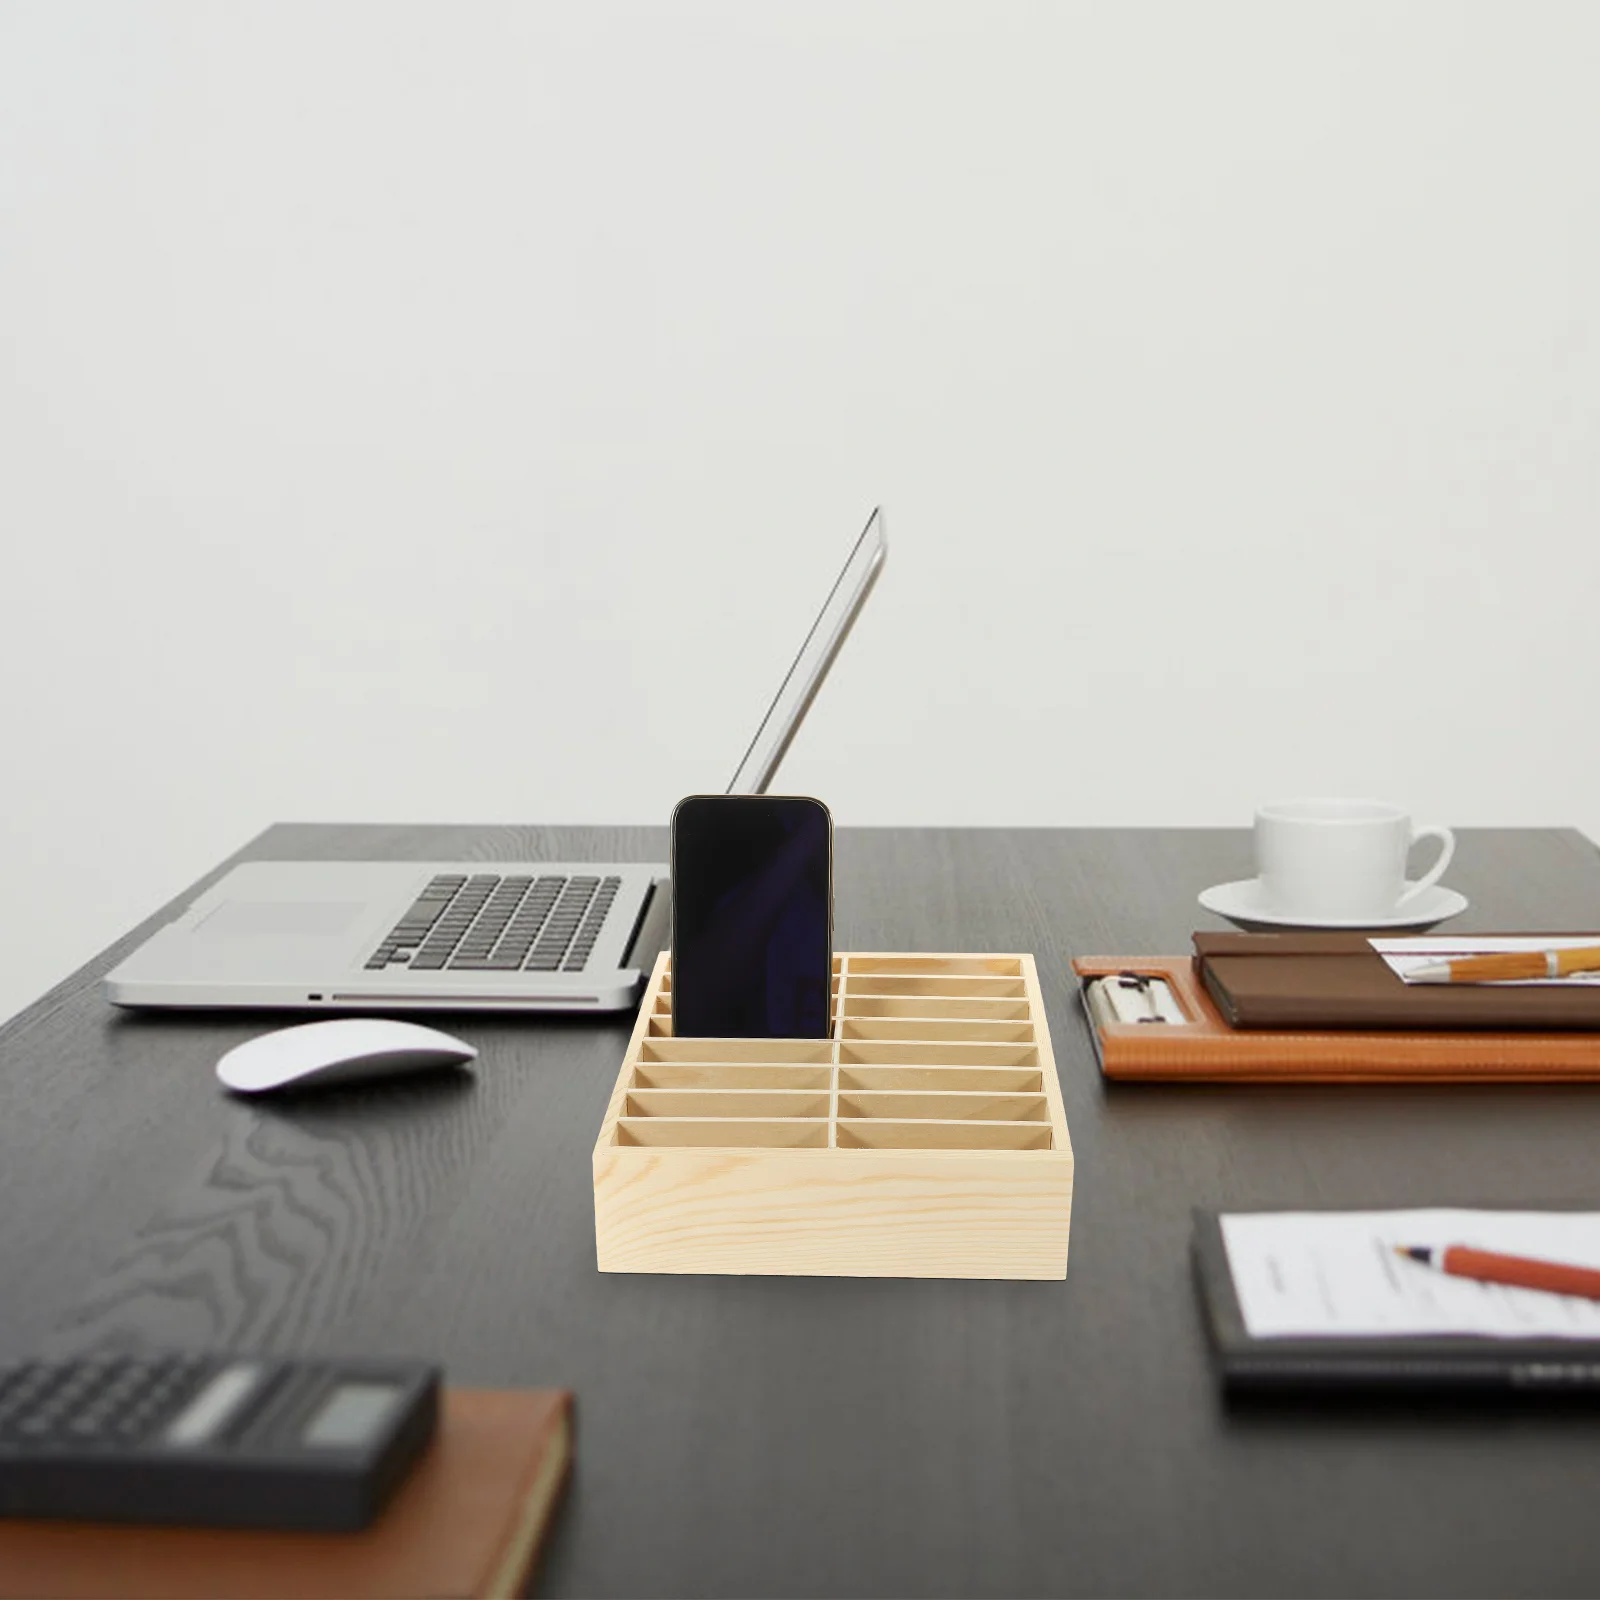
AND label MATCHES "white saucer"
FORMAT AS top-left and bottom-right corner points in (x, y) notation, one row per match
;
(1197, 878), (1469, 930)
